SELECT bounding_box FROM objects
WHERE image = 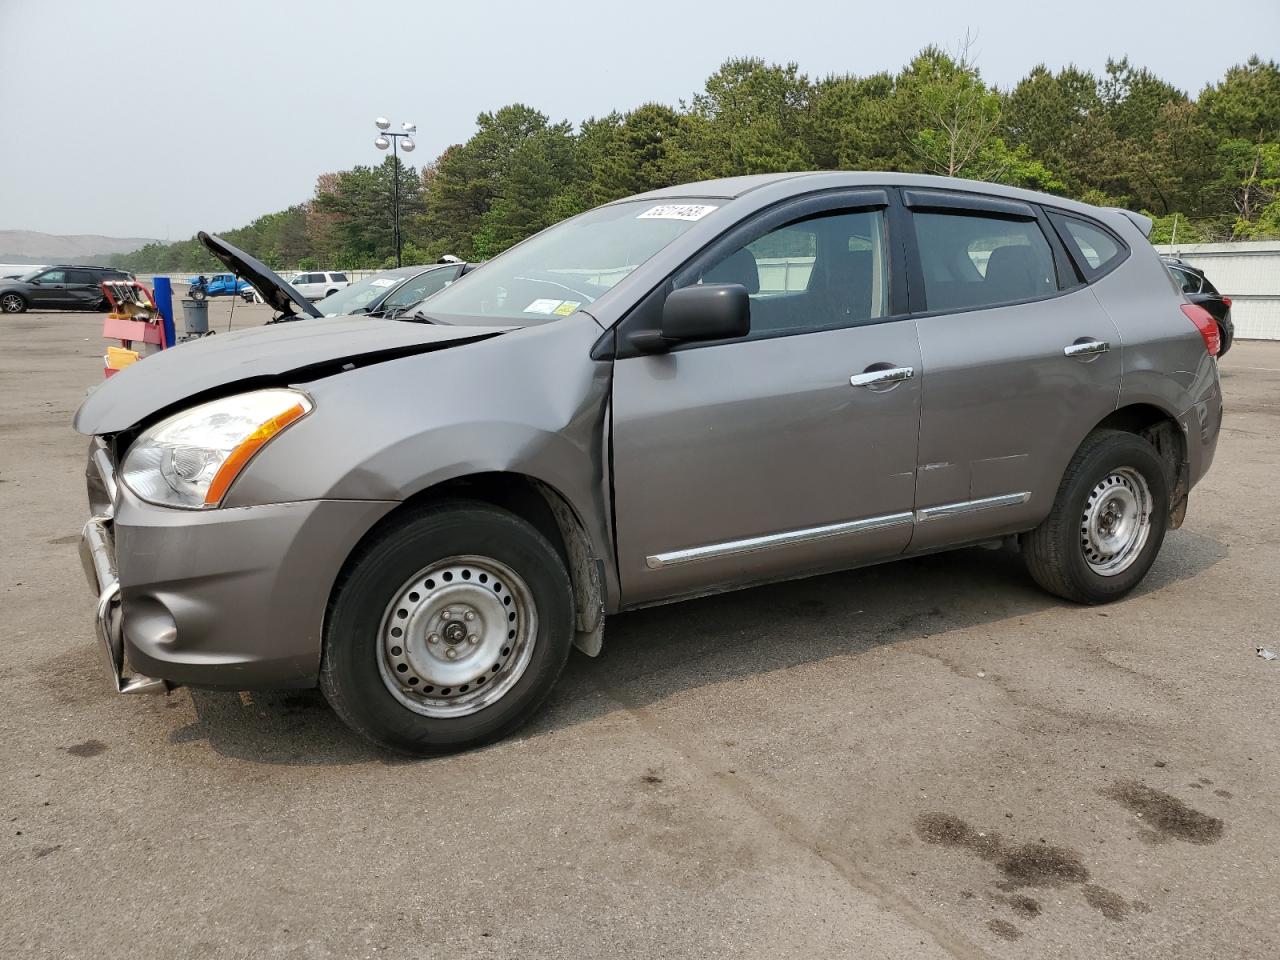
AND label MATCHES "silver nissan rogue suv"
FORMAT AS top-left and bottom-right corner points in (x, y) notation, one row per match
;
(75, 172), (1222, 754)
